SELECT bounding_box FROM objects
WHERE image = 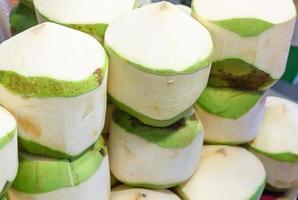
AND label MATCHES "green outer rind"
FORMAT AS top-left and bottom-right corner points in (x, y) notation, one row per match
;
(213, 18), (274, 37)
(109, 94), (194, 127)
(0, 193), (8, 200)
(104, 43), (212, 76)
(117, 177), (181, 190)
(38, 12), (108, 40)
(9, 3), (38, 36)
(209, 58), (276, 90)
(0, 182), (12, 198)
(196, 86), (264, 119)
(12, 137), (107, 194)
(113, 109), (202, 149)
(204, 138), (251, 145)
(0, 128), (16, 150)
(0, 56), (108, 98)
(175, 180), (265, 200)
(18, 136), (80, 159)
(249, 146), (298, 163)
